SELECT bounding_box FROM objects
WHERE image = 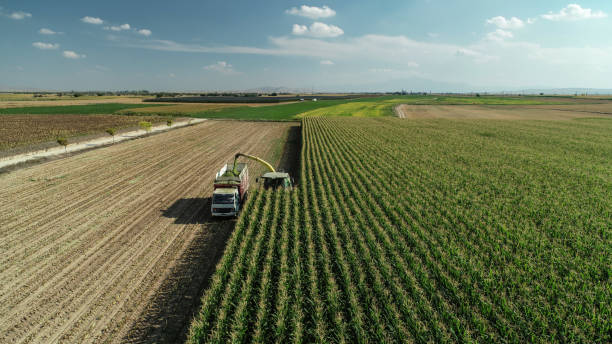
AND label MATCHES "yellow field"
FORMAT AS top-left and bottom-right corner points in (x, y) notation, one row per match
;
(297, 99), (401, 117)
